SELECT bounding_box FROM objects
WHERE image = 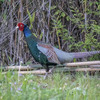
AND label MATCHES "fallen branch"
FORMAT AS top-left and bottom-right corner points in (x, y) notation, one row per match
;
(2, 67), (100, 75)
(89, 65), (100, 68)
(1, 64), (42, 71)
(17, 68), (100, 75)
(1, 61), (100, 71)
(18, 70), (48, 75)
(64, 61), (100, 67)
